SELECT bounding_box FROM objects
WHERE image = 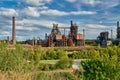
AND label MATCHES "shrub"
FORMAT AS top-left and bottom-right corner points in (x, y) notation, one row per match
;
(36, 72), (76, 80)
(56, 57), (73, 69)
(39, 64), (56, 71)
(81, 46), (120, 80)
(40, 48), (66, 60)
